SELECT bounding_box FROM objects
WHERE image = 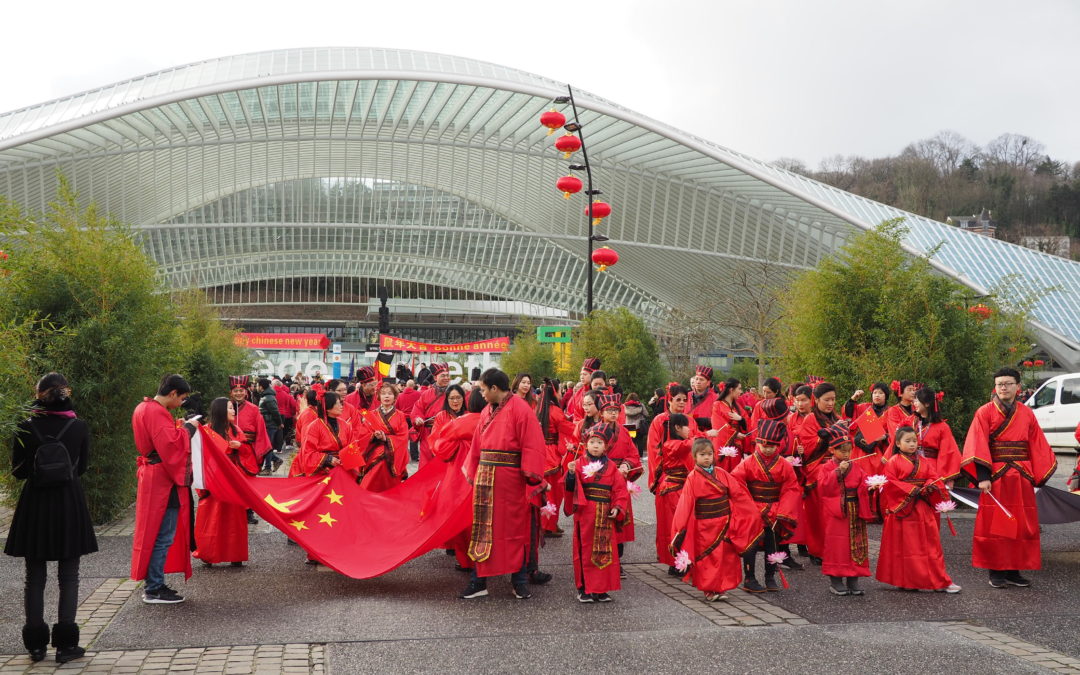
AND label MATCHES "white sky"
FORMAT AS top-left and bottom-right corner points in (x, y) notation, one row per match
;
(3, 0), (1078, 167)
